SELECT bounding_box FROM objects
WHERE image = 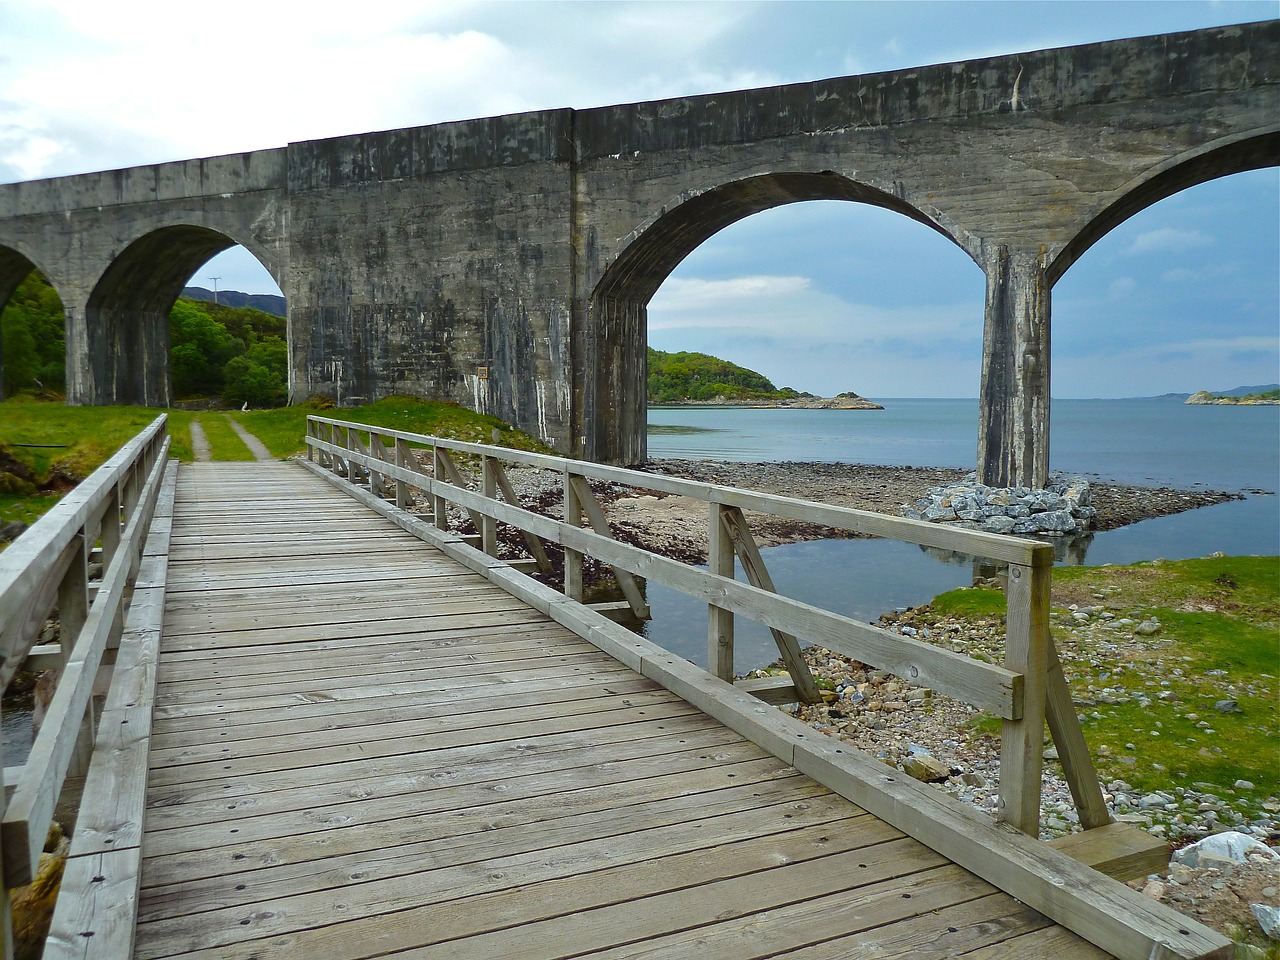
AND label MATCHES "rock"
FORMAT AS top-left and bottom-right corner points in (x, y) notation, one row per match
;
(1134, 619), (1162, 636)
(0, 519), (28, 542)
(1252, 904), (1280, 940)
(1141, 878), (1167, 900)
(1235, 779), (1256, 790)
(903, 754), (952, 783)
(1172, 831), (1280, 869)
(1215, 699), (1243, 714)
